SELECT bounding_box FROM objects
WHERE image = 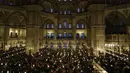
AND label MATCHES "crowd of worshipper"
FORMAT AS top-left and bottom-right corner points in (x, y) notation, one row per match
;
(31, 48), (94, 73)
(2, 42), (130, 73)
(0, 46), (30, 73)
(0, 43), (95, 73)
(95, 52), (130, 73)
